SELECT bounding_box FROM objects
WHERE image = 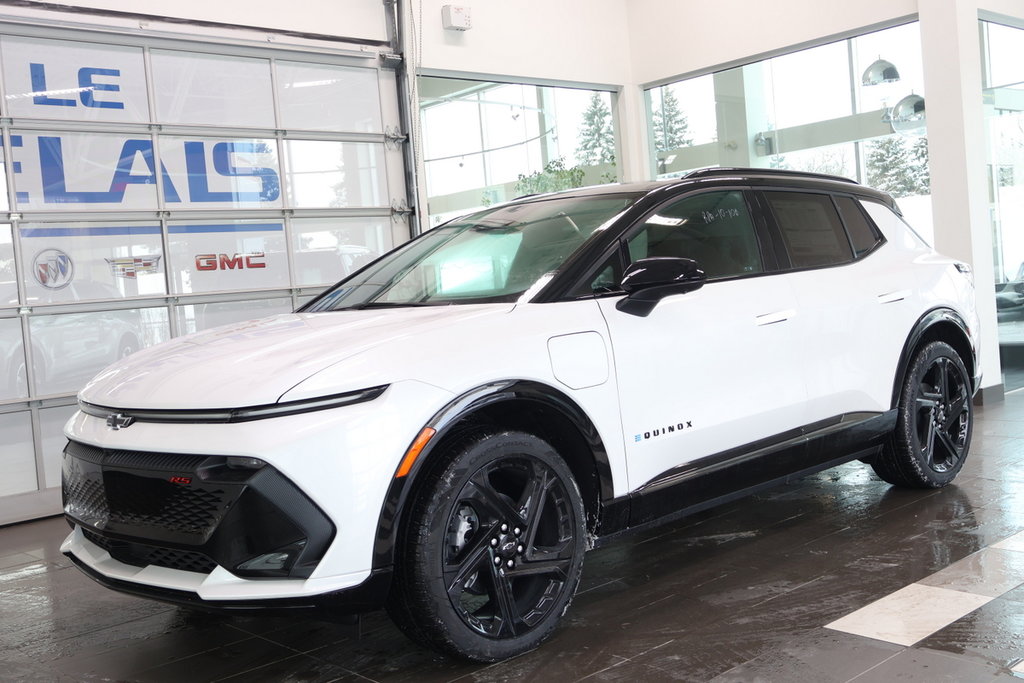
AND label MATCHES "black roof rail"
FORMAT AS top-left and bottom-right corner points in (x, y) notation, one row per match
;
(682, 166), (859, 185)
